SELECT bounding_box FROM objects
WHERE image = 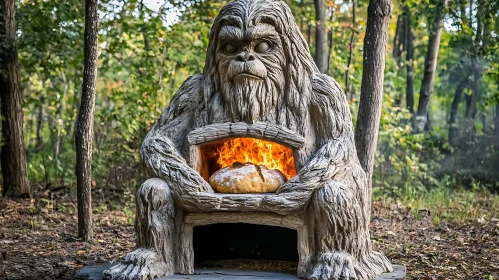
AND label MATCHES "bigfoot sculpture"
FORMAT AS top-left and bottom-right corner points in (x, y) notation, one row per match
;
(103, 0), (392, 279)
